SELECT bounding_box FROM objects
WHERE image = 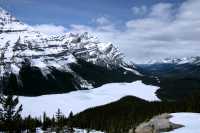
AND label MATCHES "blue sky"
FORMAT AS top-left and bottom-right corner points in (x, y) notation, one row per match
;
(1, 0), (200, 63)
(0, 0), (184, 27)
